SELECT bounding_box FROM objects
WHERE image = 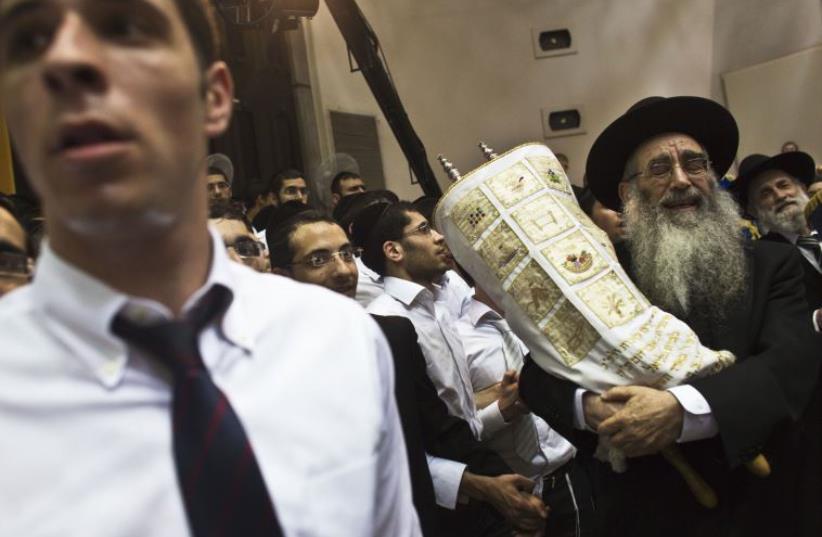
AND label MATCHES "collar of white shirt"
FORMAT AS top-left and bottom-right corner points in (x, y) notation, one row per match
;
(464, 298), (502, 327)
(30, 228), (253, 388)
(780, 229), (820, 245)
(382, 276), (432, 306)
(356, 256), (382, 283)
